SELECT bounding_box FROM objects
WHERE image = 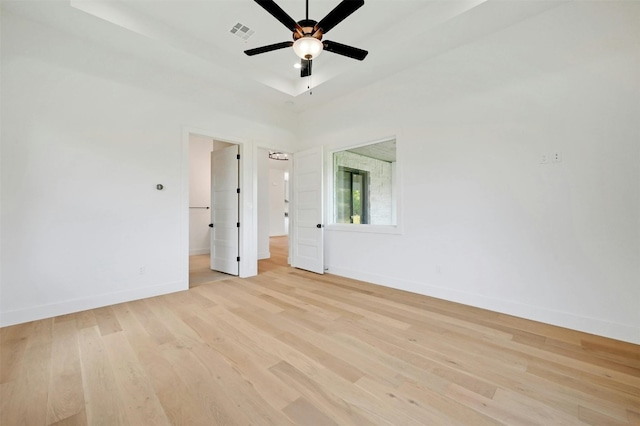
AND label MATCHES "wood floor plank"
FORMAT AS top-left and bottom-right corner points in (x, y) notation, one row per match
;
(160, 342), (243, 425)
(343, 289), (517, 343)
(48, 407), (88, 426)
(272, 307), (412, 389)
(277, 331), (365, 383)
(187, 341), (296, 426)
(93, 306), (122, 336)
(445, 384), (543, 426)
(228, 307), (331, 376)
(0, 323), (32, 384)
(2, 319), (53, 425)
(77, 326), (129, 426)
(397, 378), (502, 426)
(578, 404), (630, 426)
(283, 396), (340, 426)
(182, 308), (301, 409)
(216, 280), (285, 314)
(276, 361), (376, 424)
(112, 302), (212, 426)
(128, 299), (175, 346)
(245, 278), (344, 323)
(0, 321), (34, 345)
(146, 294), (209, 347)
(46, 320), (87, 425)
(74, 310), (98, 330)
(626, 409), (640, 424)
(299, 287), (412, 330)
(1, 237), (639, 425)
(101, 331), (171, 426)
(491, 387), (601, 425)
(269, 360), (396, 426)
